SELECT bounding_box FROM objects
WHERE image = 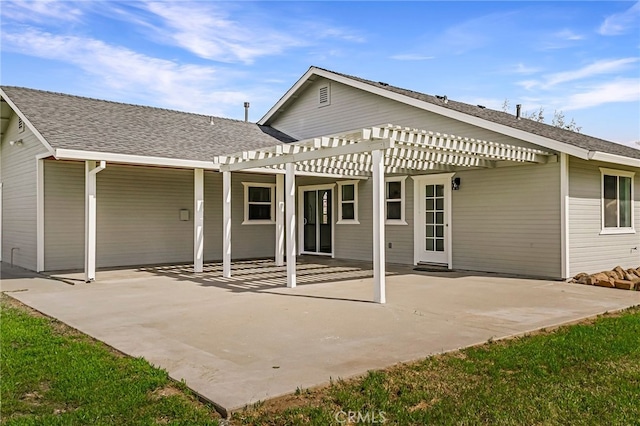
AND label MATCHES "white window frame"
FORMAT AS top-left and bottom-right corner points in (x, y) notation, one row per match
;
(337, 180), (359, 224)
(599, 167), (635, 235)
(385, 176), (408, 225)
(242, 182), (276, 225)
